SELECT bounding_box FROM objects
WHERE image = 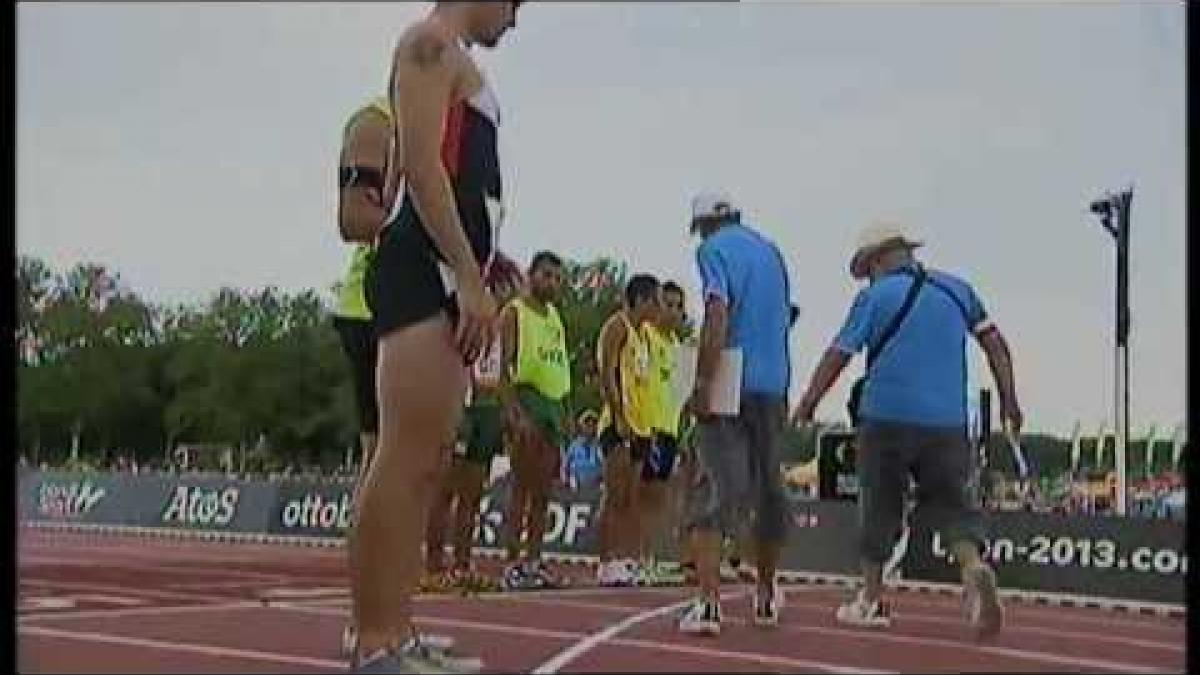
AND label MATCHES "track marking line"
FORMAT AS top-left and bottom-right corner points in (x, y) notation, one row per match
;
(19, 600), (264, 623)
(21, 578), (233, 604)
(530, 590), (747, 674)
(774, 621), (1173, 673)
(19, 624), (348, 670)
(811, 589), (1185, 634)
(496, 593), (1180, 667)
(277, 603), (889, 673)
